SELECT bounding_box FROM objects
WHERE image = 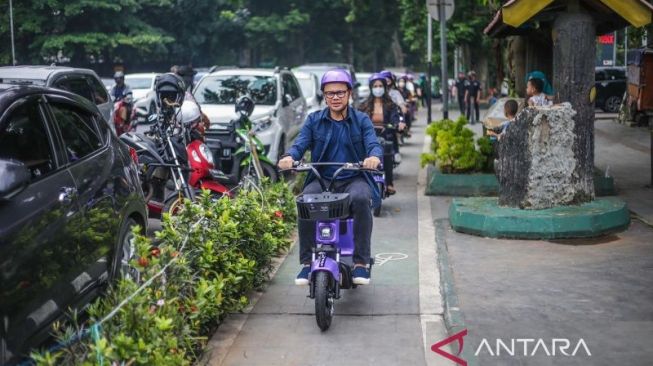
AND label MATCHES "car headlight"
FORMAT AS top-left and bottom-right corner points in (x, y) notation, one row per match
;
(252, 117), (273, 132)
(199, 143), (215, 166)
